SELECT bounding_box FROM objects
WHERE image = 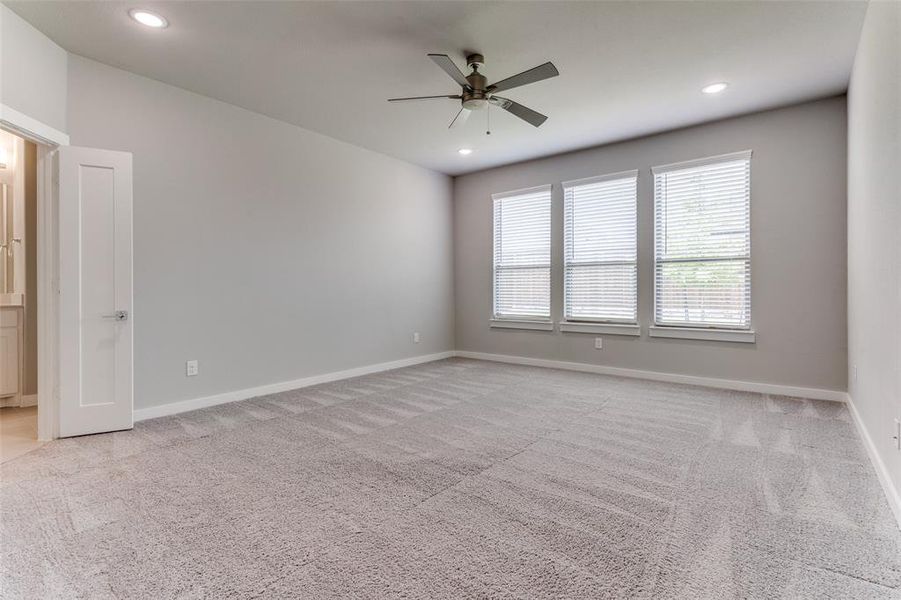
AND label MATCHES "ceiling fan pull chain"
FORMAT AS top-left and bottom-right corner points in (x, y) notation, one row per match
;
(486, 104), (491, 135)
